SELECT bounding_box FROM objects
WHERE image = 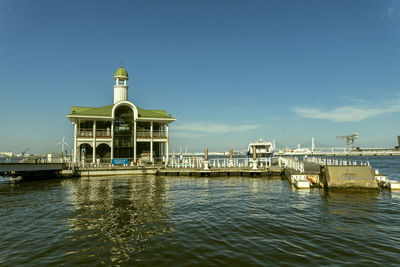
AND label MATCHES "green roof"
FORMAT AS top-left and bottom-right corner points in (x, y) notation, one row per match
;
(114, 67), (128, 79)
(70, 104), (114, 117)
(69, 104), (174, 119)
